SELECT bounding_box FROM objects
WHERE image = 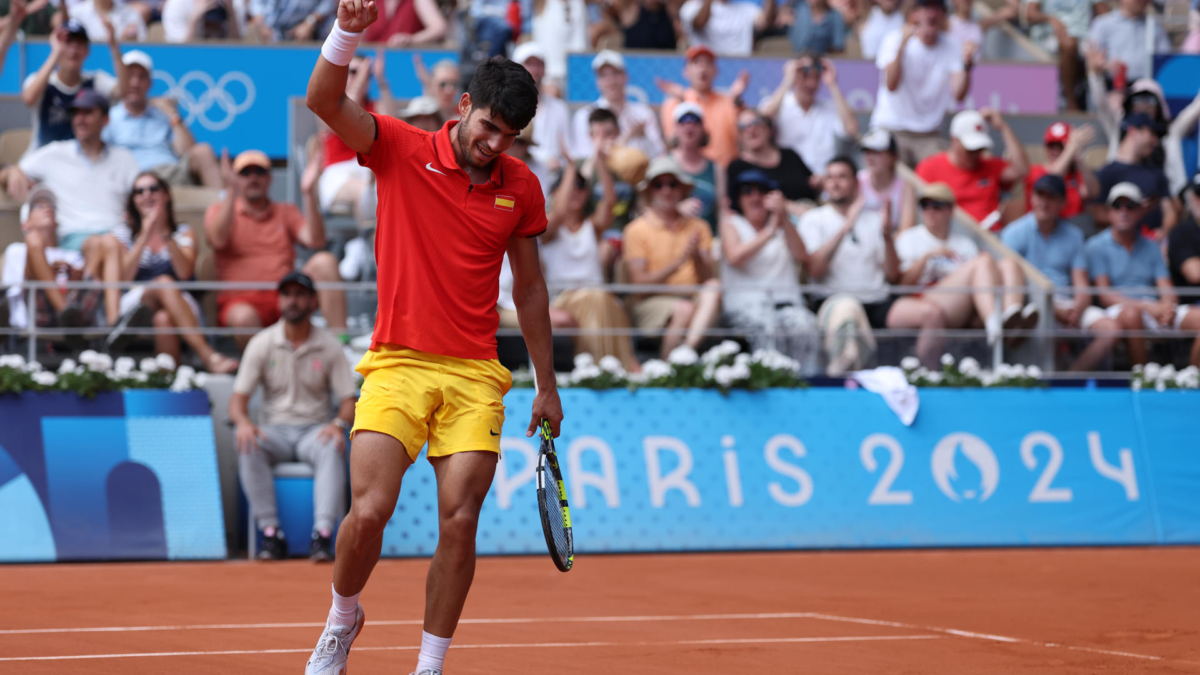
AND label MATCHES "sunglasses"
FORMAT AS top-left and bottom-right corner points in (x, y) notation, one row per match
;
(436, 81), (457, 90)
(650, 179), (682, 191)
(1045, 142), (1064, 152)
(678, 113), (703, 125)
(799, 65), (823, 76)
(239, 166), (268, 177)
(1111, 199), (1141, 211)
(919, 200), (953, 211)
(739, 184), (769, 196)
(737, 118), (765, 131)
(133, 184), (164, 196)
